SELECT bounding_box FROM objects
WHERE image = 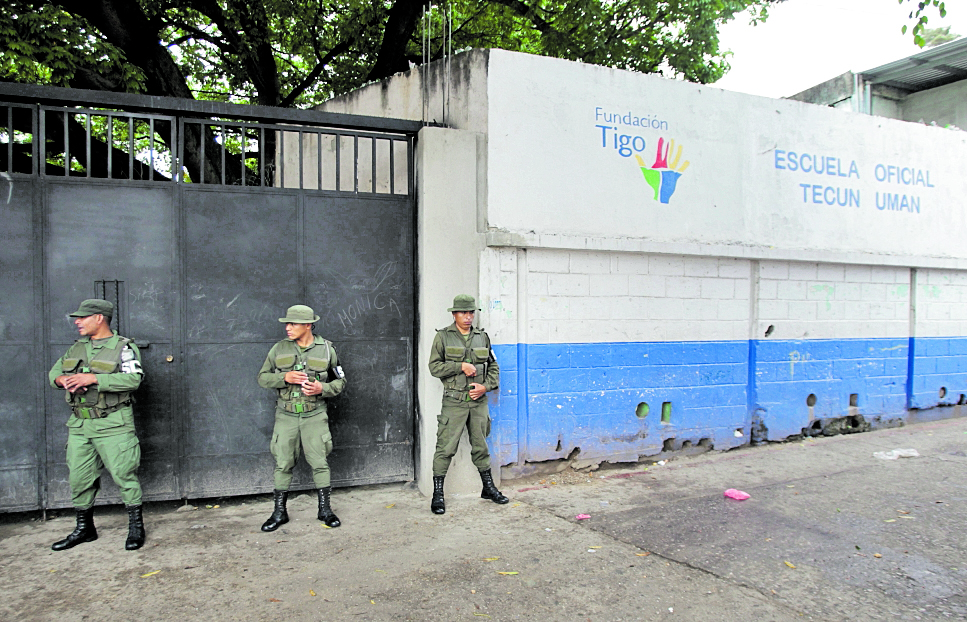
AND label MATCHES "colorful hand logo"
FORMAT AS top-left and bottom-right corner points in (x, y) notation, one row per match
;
(635, 137), (690, 204)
